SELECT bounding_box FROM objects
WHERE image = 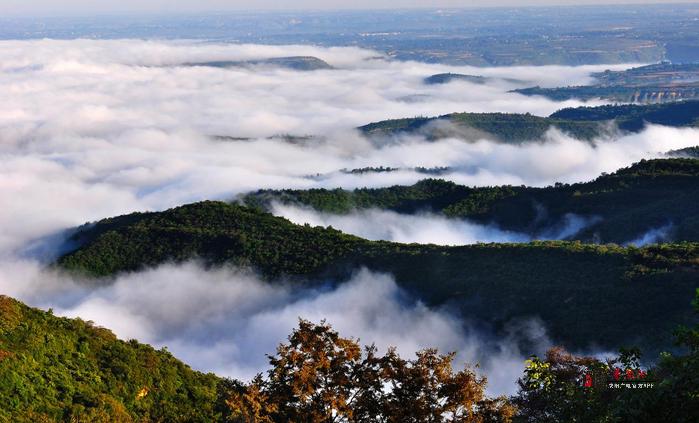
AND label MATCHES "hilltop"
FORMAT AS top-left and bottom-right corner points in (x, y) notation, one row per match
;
(244, 158), (699, 244)
(423, 73), (524, 85)
(513, 63), (699, 103)
(181, 56), (333, 71)
(358, 101), (699, 142)
(56, 195), (699, 353)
